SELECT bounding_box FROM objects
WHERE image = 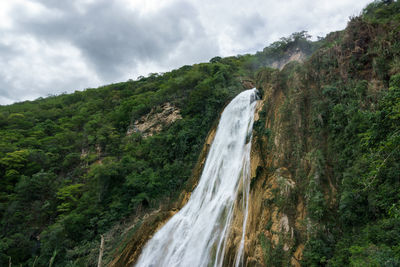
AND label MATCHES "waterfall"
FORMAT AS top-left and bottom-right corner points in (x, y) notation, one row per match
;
(135, 88), (259, 267)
